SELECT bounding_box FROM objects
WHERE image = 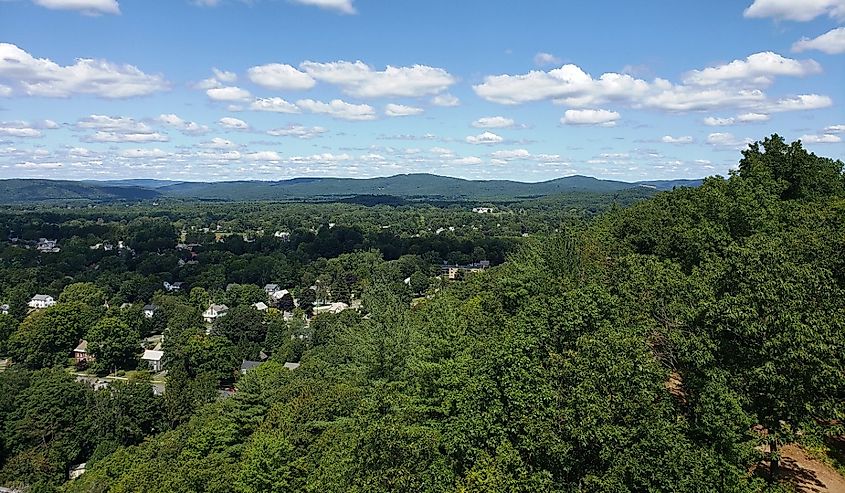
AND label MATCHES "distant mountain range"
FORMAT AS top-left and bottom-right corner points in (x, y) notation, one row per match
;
(0, 174), (703, 203)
